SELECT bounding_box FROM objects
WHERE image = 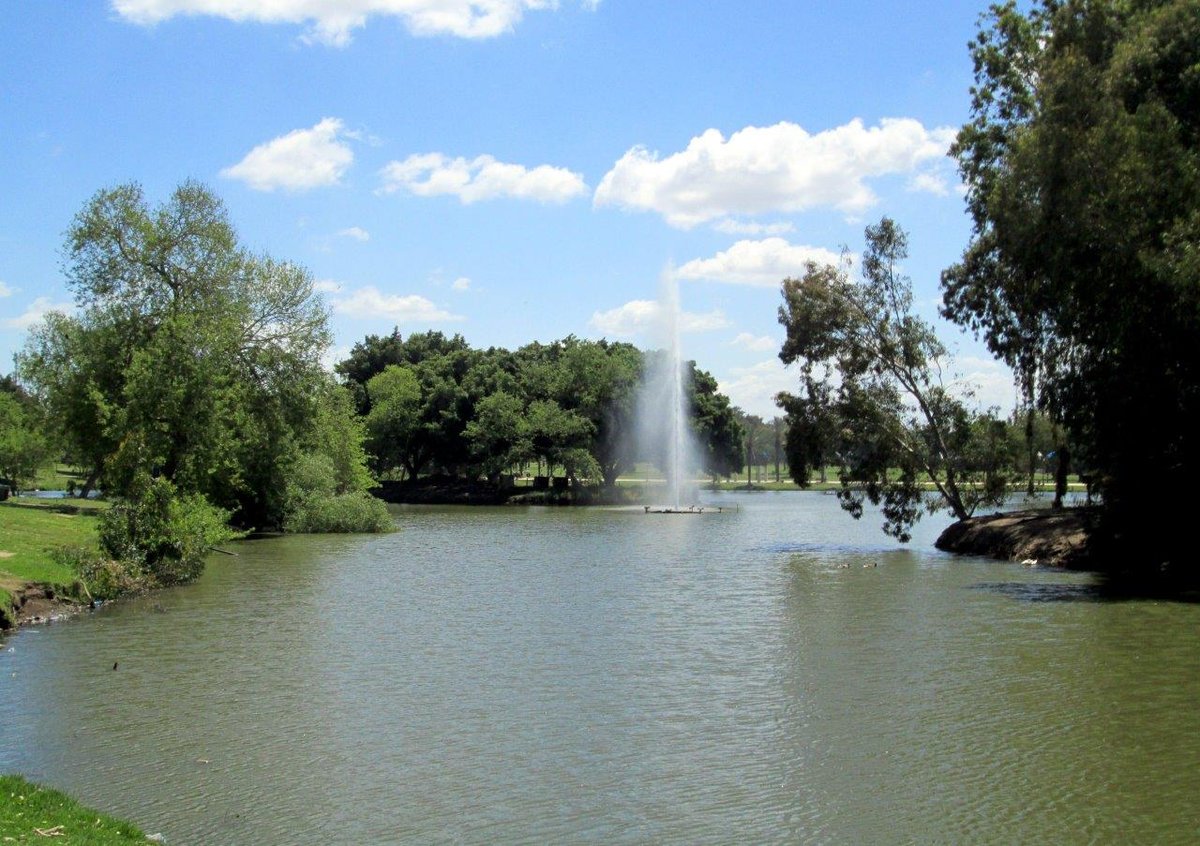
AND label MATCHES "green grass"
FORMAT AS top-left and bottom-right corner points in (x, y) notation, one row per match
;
(0, 502), (102, 618)
(0, 776), (147, 844)
(28, 464), (90, 493)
